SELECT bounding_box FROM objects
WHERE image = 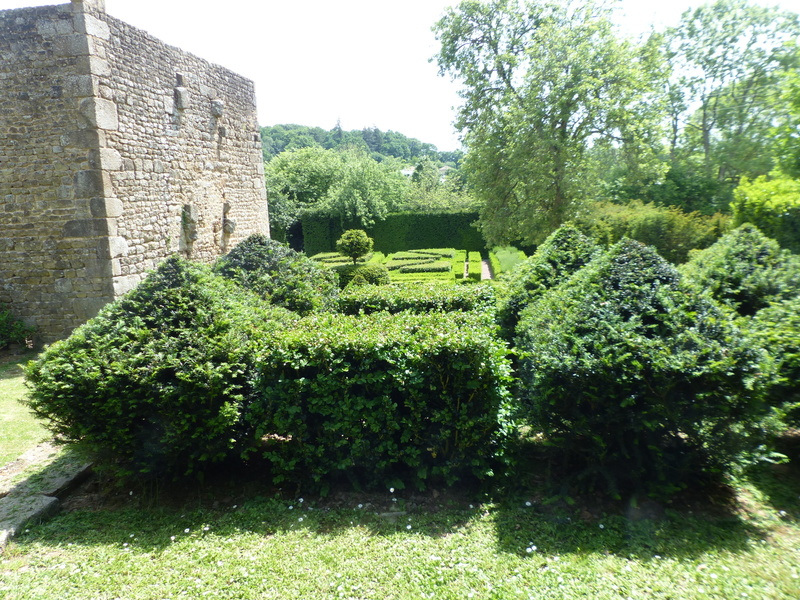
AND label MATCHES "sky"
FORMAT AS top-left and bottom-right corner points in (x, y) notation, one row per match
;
(2, 0), (800, 151)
